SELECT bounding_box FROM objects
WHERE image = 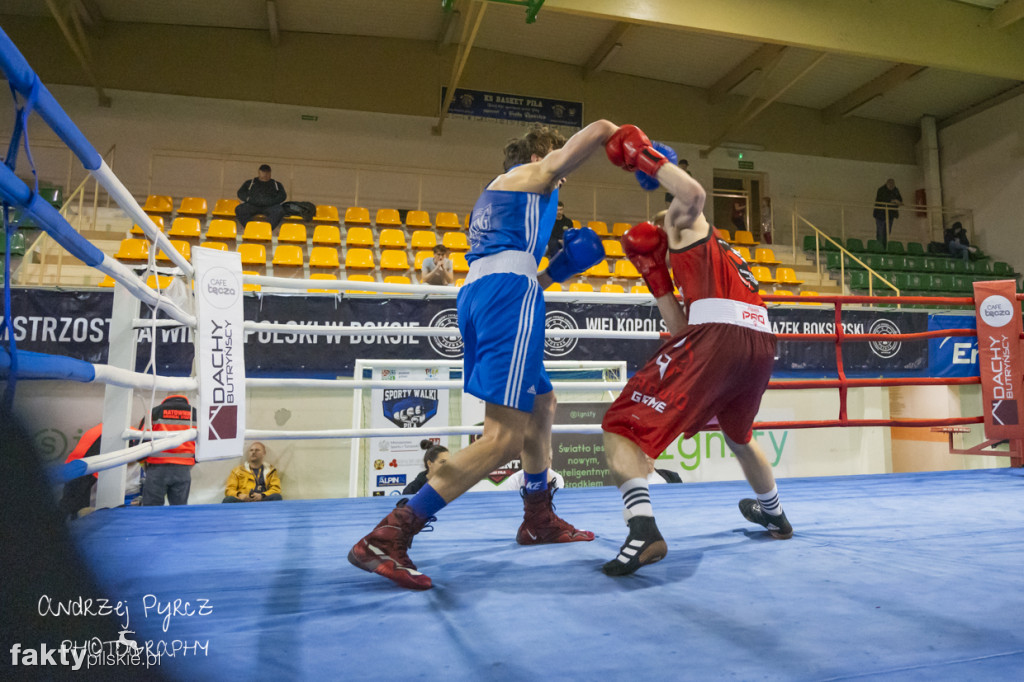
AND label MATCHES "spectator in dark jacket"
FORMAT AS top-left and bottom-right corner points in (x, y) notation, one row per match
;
(872, 178), (903, 248)
(945, 222), (977, 262)
(402, 440), (450, 495)
(235, 164), (287, 229)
